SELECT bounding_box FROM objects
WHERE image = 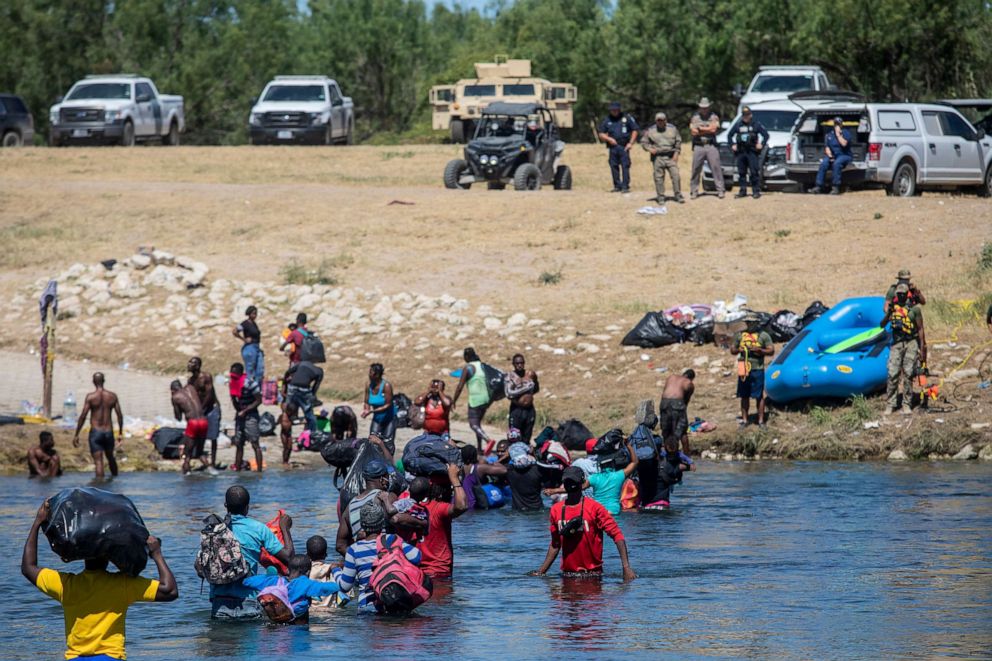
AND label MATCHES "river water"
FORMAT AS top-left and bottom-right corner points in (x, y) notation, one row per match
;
(2, 461), (990, 660)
